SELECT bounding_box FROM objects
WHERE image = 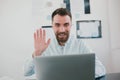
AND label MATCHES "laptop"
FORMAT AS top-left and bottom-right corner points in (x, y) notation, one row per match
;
(34, 54), (95, 80)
